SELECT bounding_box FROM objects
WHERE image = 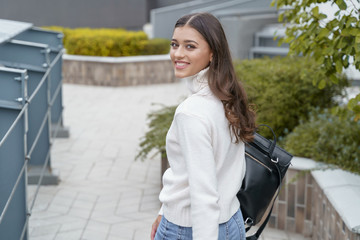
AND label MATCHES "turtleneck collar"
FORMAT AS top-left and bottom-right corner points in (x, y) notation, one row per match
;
(182, 67), (210, 94)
